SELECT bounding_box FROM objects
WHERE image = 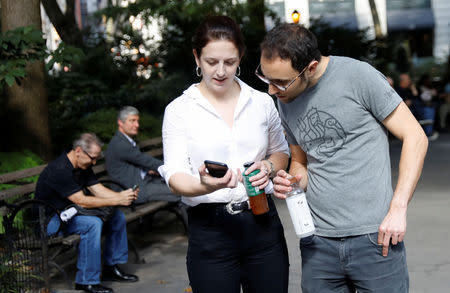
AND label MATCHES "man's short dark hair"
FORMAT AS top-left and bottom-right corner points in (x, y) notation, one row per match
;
(260, 24), (321, 72)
